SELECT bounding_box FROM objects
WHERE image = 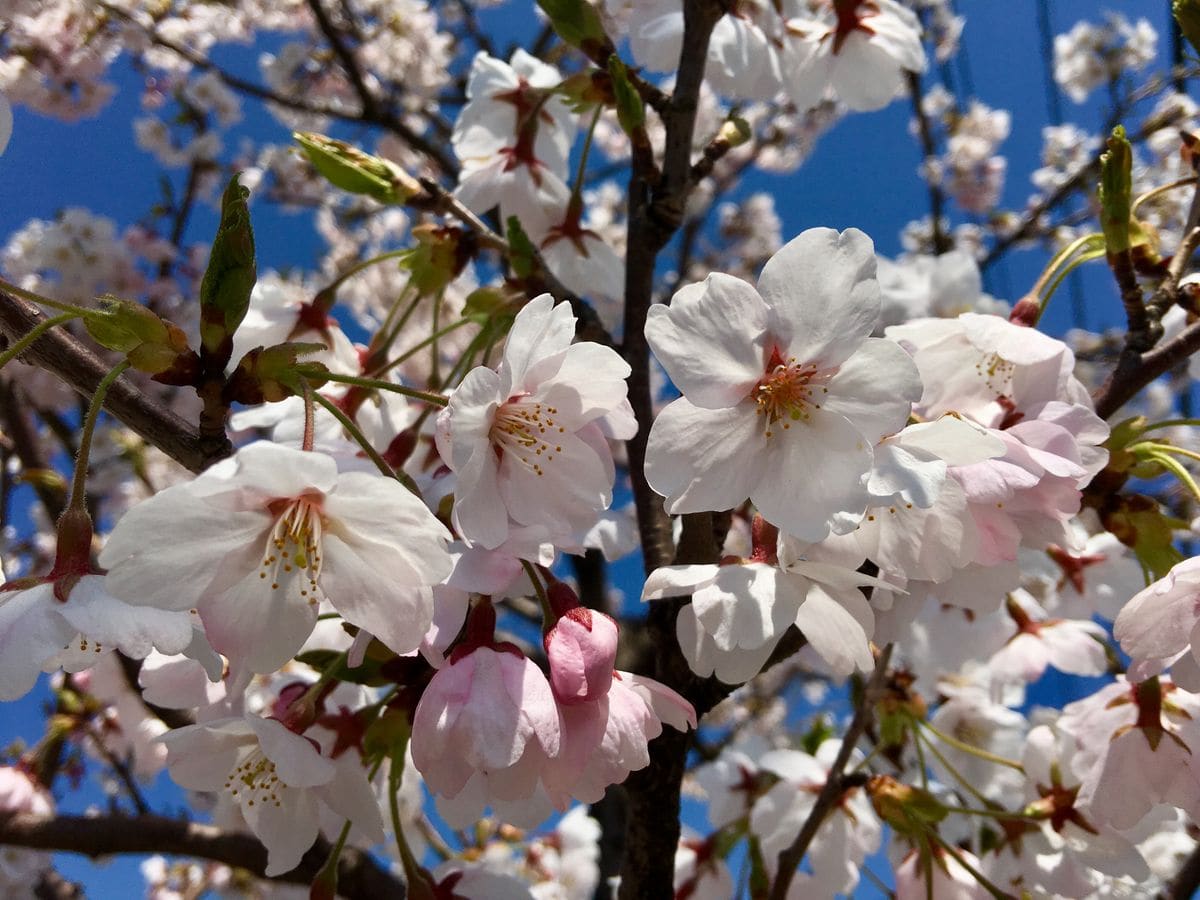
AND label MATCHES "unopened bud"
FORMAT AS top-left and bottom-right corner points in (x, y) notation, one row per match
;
(294, 132), (424, 205)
